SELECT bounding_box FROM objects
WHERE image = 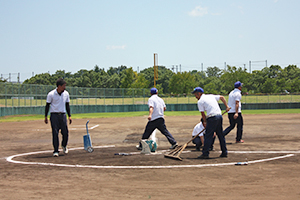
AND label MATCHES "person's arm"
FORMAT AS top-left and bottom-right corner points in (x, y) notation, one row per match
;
(219, 95), (230, 112)
(148, 106), (154, 120)
(234, 100), (239, 119)
(66, 102), (72, 124)
(201, 111), (206, 128)
(44, 103), (50, 124)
